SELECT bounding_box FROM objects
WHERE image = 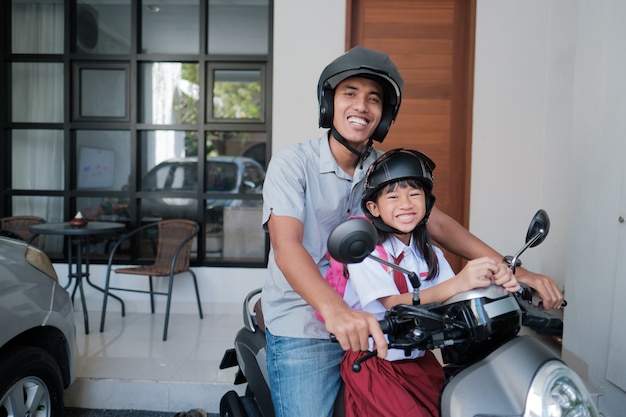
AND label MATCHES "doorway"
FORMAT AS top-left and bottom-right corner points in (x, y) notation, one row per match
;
(348, 0), (476, 271)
